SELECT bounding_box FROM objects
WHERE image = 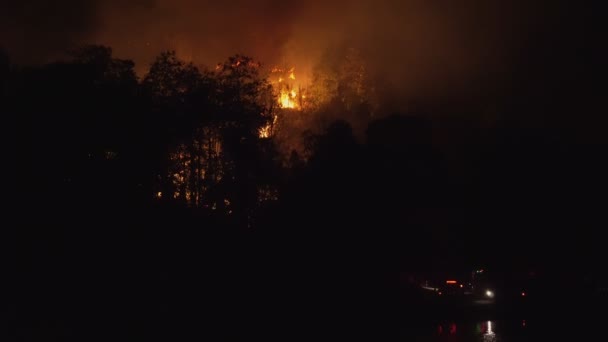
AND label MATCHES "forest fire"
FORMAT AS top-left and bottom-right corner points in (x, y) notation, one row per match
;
(259, 114), (278, 139)
(278, 89), (298, 109)
(272, 67), (301, 110)
(259, 66), (305, 138)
